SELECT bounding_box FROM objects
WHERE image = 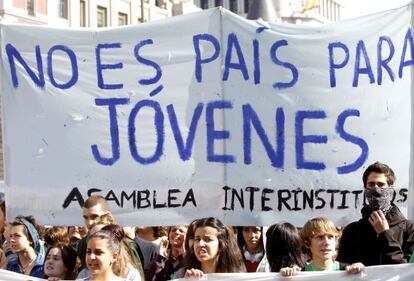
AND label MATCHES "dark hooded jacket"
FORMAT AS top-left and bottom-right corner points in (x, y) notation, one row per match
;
(337, 205), (414, 265)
